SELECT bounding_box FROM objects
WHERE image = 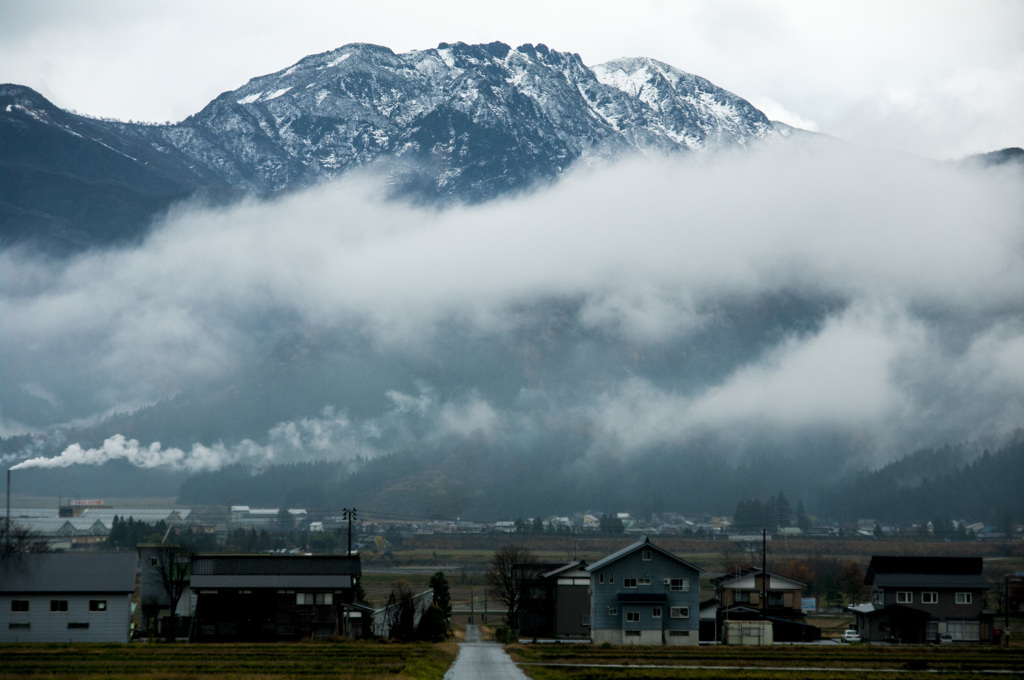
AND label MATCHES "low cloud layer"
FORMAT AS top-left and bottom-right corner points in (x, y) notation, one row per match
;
(2, 144), (1022, 470)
